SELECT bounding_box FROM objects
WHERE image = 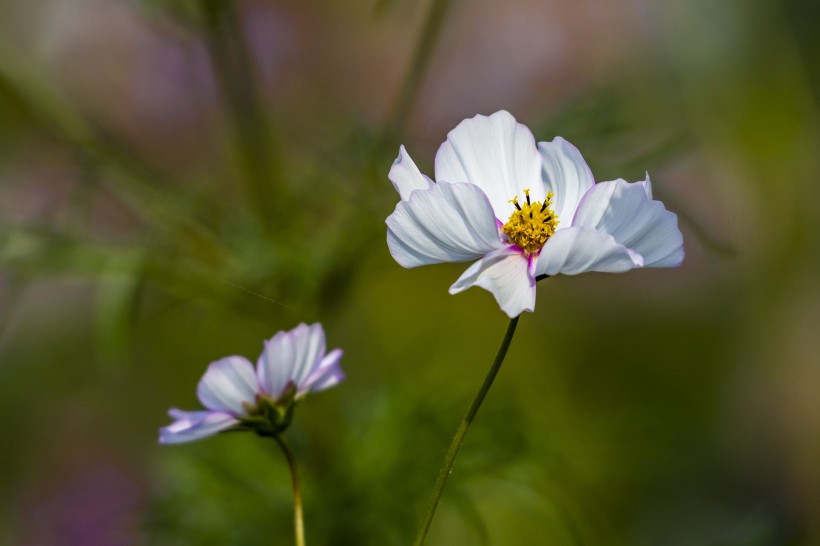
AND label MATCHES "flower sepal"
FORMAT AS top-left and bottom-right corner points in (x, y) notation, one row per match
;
(238, 383), (298, 438)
